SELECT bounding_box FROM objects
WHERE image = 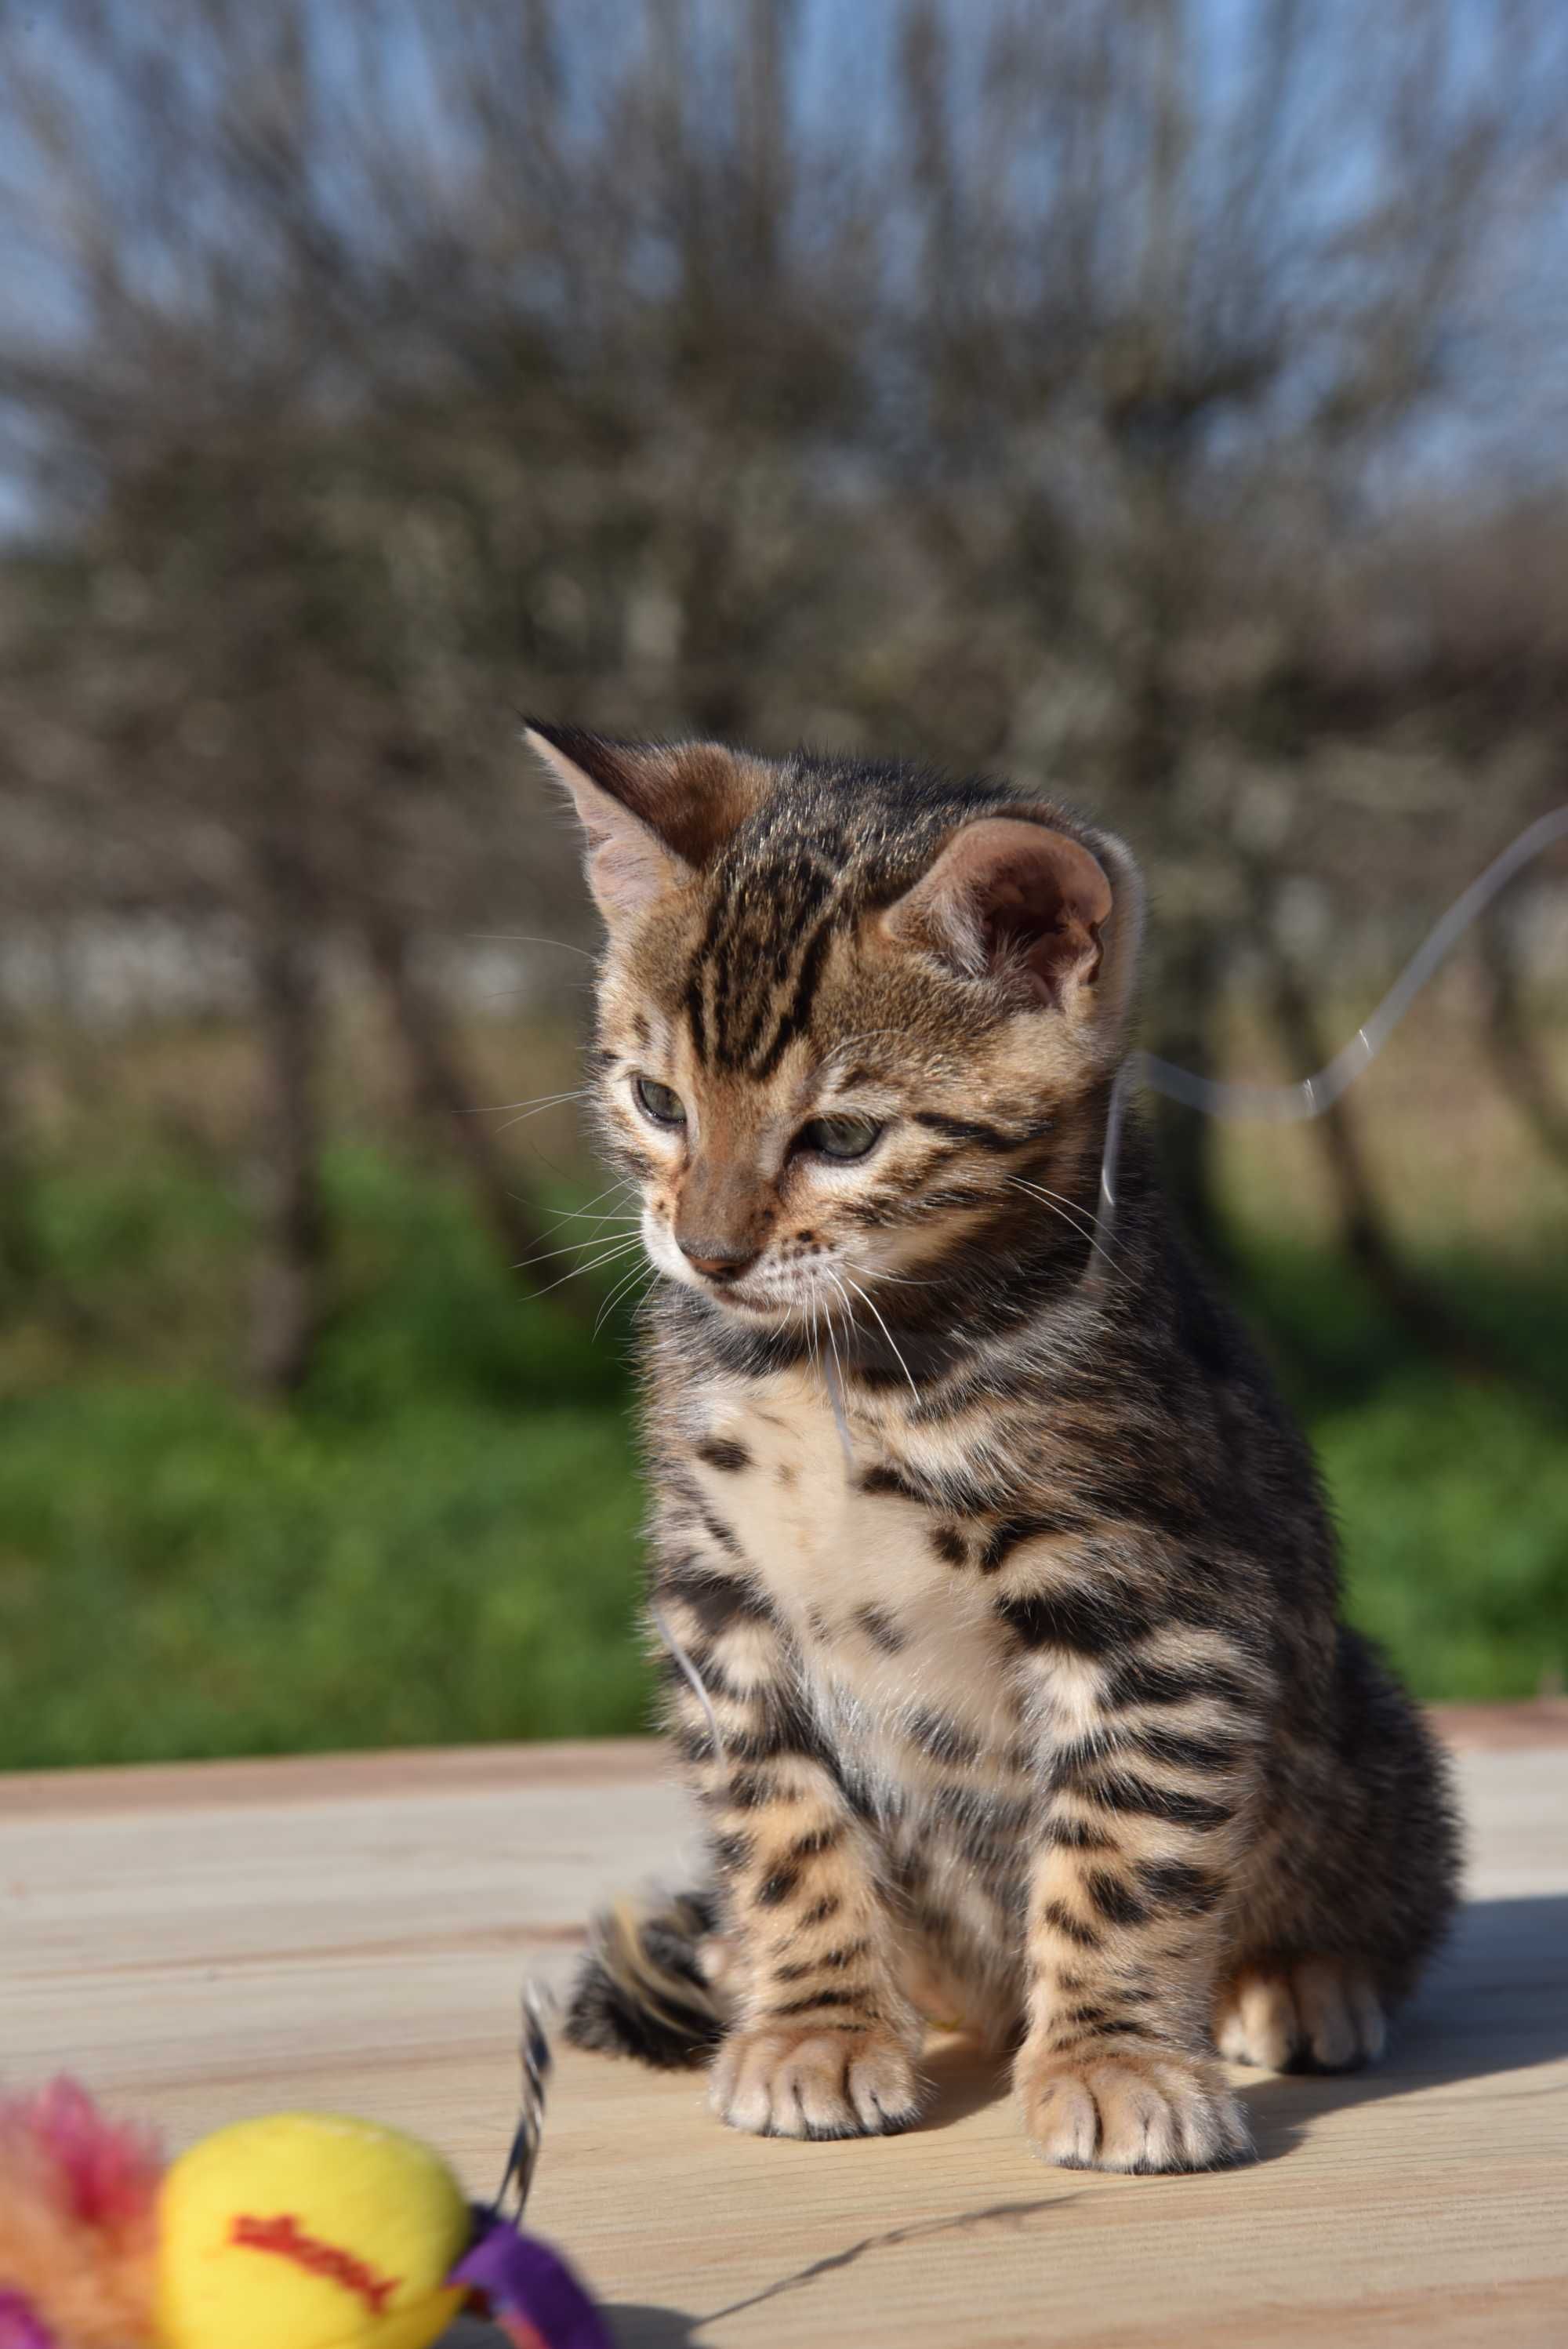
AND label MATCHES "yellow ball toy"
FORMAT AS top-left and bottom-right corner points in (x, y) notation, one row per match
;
(155, 2112), (470, 2349)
